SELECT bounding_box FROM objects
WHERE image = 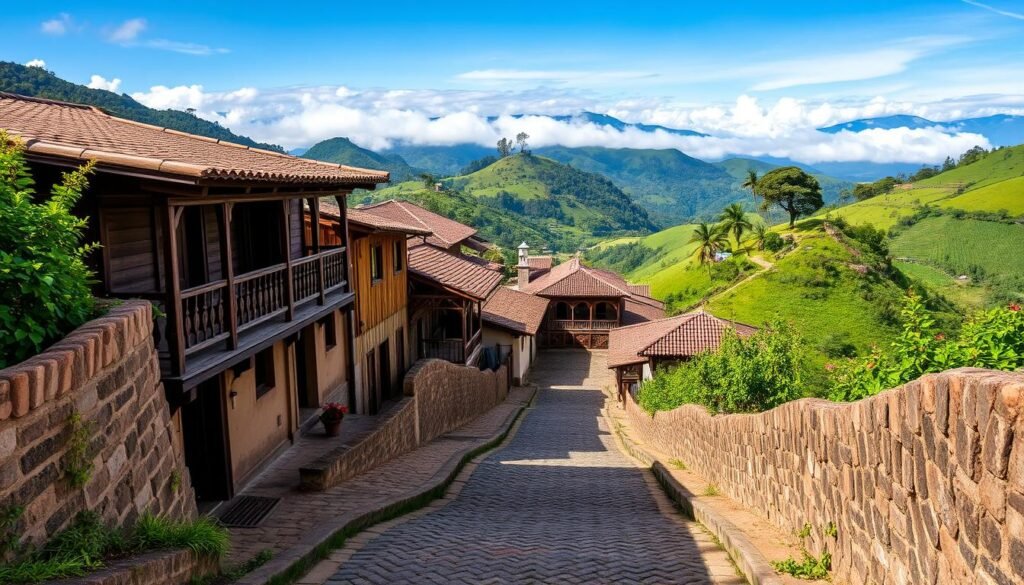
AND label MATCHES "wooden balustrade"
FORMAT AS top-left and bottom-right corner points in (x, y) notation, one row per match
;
(548, 319), (619, 331)
(180, 280), (230, 354)
(420, 339), (465, 364)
